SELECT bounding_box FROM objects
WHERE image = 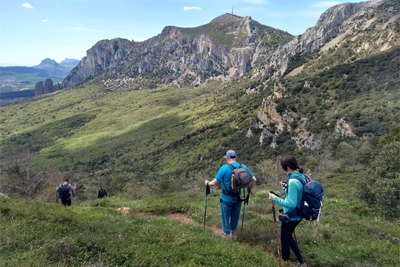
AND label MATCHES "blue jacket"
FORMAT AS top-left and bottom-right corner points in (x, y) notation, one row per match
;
(273, 171), (304, 221)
